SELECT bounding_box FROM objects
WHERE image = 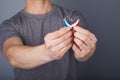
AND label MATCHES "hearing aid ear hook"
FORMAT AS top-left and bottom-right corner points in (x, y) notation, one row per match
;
(63, 16), (80, 29)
